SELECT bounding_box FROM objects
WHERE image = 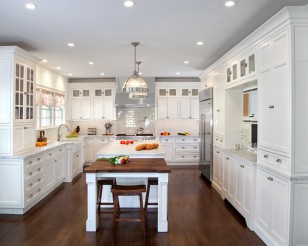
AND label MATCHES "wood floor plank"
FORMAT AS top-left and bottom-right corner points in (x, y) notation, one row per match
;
(0, 167), (265, 246)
